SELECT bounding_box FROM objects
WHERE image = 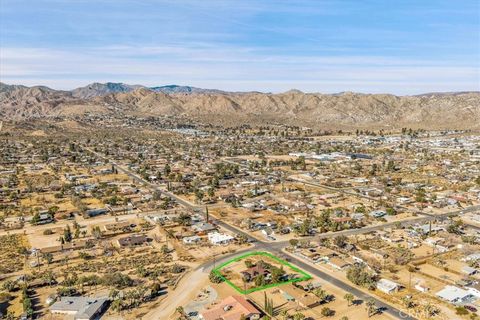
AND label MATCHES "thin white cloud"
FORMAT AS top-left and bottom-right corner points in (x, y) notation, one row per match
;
(1, 46), (479, 94)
